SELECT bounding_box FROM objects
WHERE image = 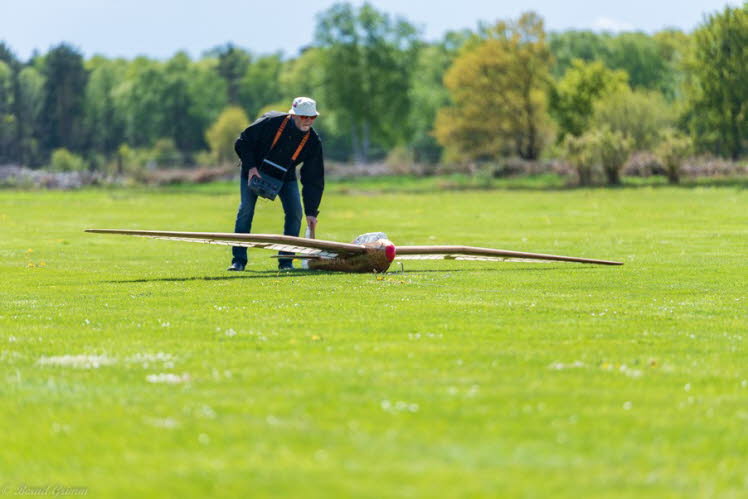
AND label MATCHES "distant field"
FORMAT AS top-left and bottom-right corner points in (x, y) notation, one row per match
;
(1, 182), (746, 498)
